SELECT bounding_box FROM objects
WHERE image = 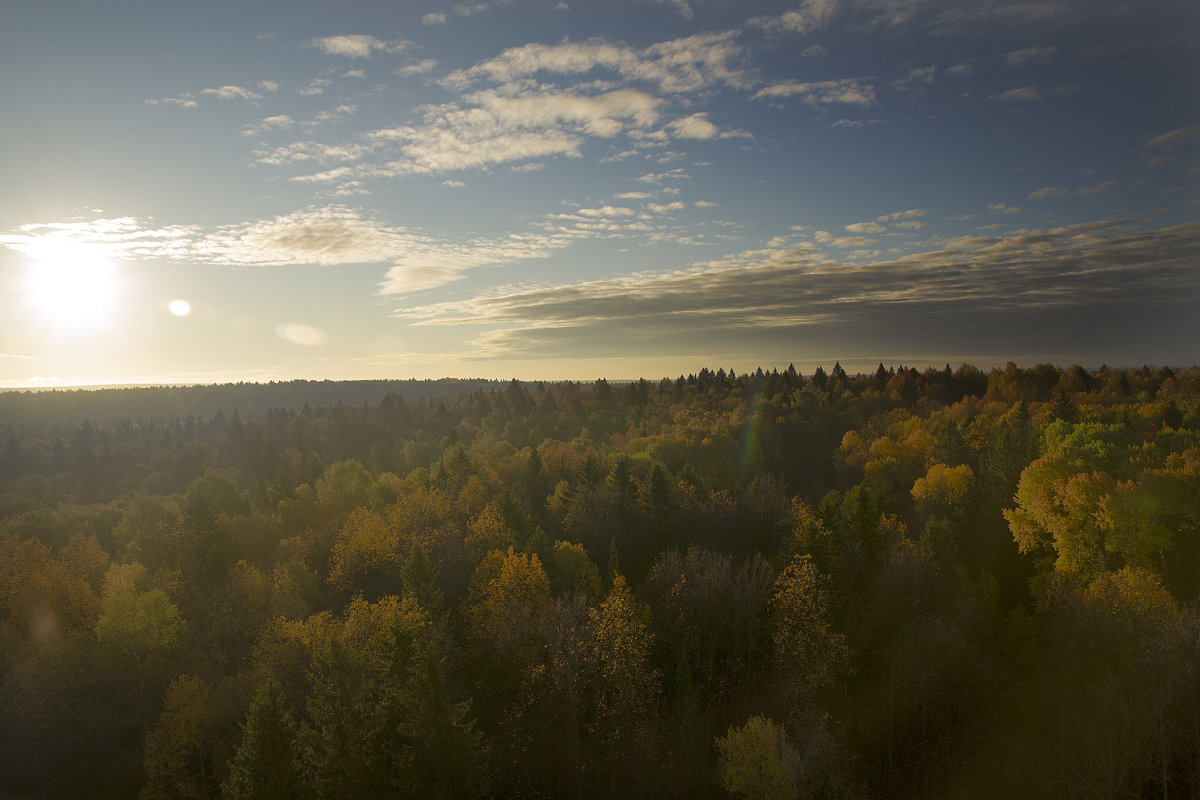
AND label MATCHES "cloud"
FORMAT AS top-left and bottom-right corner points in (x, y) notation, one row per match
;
(0, 209), (554, 298)
(242, 115), (296, 138)
(393, 219), (1200, 359)
(1076, 179), (1117, 196)
(397, 59), (438, 77)
(989, 202), (1022, 214)
(636, 168), (690, 184)
(876, 209), (926, 222)
(444, 32), (749, 94)
(1003, 45), (1058, 67)
(828, 236), (877, 247)
(890, 65), (936, 92)
(944, 62), (974, 78)
(846, 221), (886, 234)
(1028, 185), (1070, 199)
(745, 2), (840, 35)
(200, 85), (263, 101)
(644, 0), (694, 19)
(1140, 126), (1200, 167)
(148, 84), (263, 108)
(0, 217), (199, 263)
(665, 112), (748, 140)
(931, 1), (1078, 35)
(423, 12), (447, 24)
(753, 78), (876, 107)
(275, 85), (674, 181)
(300, 78), (332, 96)
(990, 85), (1042, 103)
(454, 2), (491, 16)
(255, 141), (370, 167)
(303, 105), (357, 127)
(990, 82), (1076, 103)
(310, 35), (403, 58)
(146, 95), (199, 109)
